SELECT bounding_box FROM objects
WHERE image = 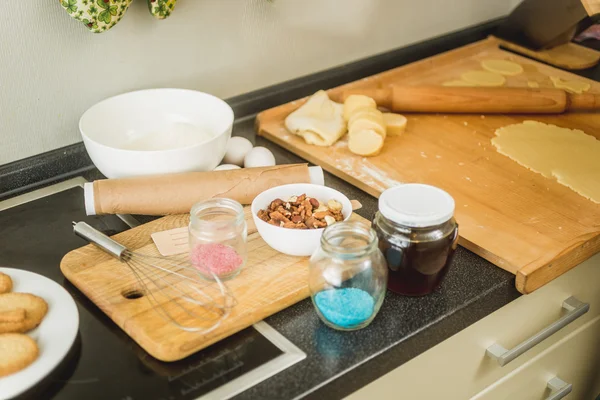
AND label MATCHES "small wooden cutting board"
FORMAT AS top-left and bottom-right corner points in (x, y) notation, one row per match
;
(60, 208), (368, 361)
